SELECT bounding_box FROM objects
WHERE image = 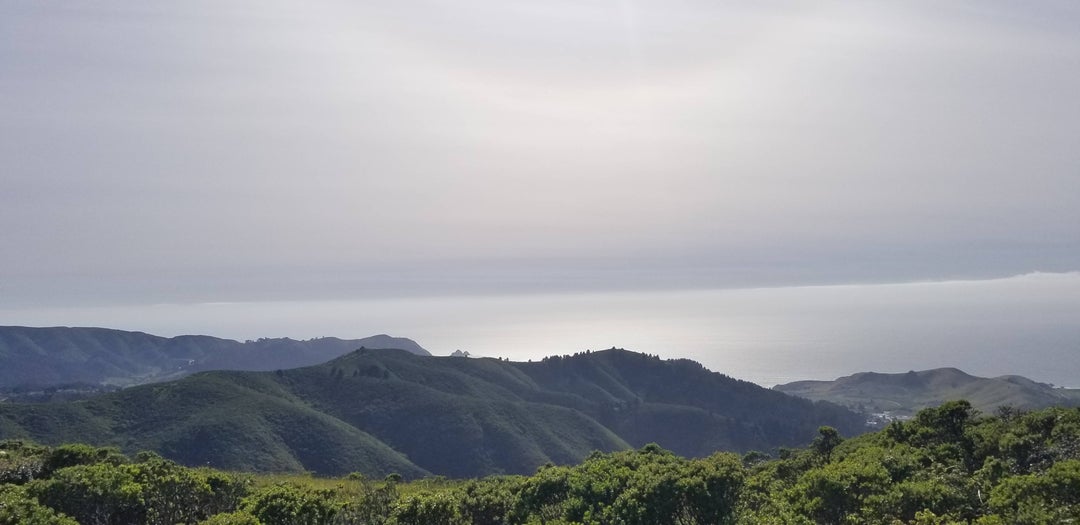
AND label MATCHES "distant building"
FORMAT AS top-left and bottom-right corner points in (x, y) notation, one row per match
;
(450, 350), (470, 358)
